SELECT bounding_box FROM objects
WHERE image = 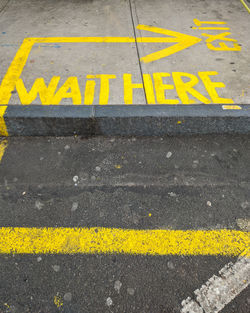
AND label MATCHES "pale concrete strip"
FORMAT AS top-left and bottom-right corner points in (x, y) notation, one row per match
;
(181, 250), (250, 313)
